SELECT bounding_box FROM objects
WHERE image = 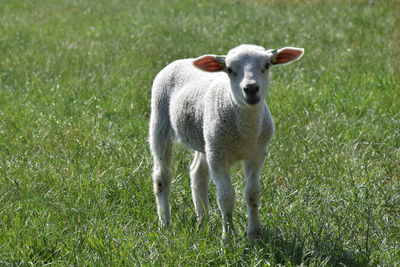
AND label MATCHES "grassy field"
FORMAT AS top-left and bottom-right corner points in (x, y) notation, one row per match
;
(1, 0), (399, 265)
